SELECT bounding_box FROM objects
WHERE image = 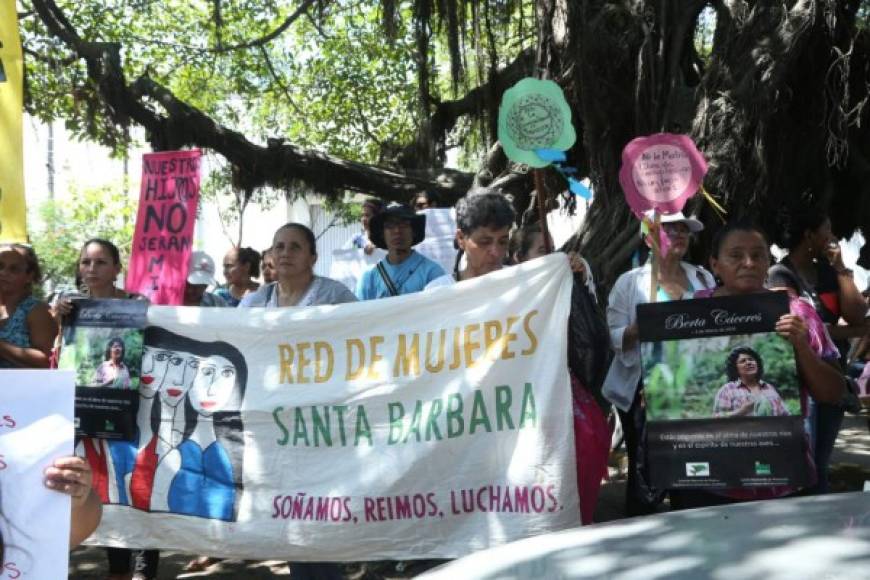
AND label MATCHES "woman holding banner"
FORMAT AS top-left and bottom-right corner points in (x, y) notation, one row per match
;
(602, 212), (713, 516)
(425, 190), (515, 288)
(0, 243), (55, 369)
(239, 223), (356, 307)
(235, 222), (351, 580)
(674, 220), (845, 508)
(512, 222), (610, 525)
